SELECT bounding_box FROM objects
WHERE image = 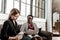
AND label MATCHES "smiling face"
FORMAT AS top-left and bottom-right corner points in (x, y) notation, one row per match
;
(27, 15), (33, 23)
